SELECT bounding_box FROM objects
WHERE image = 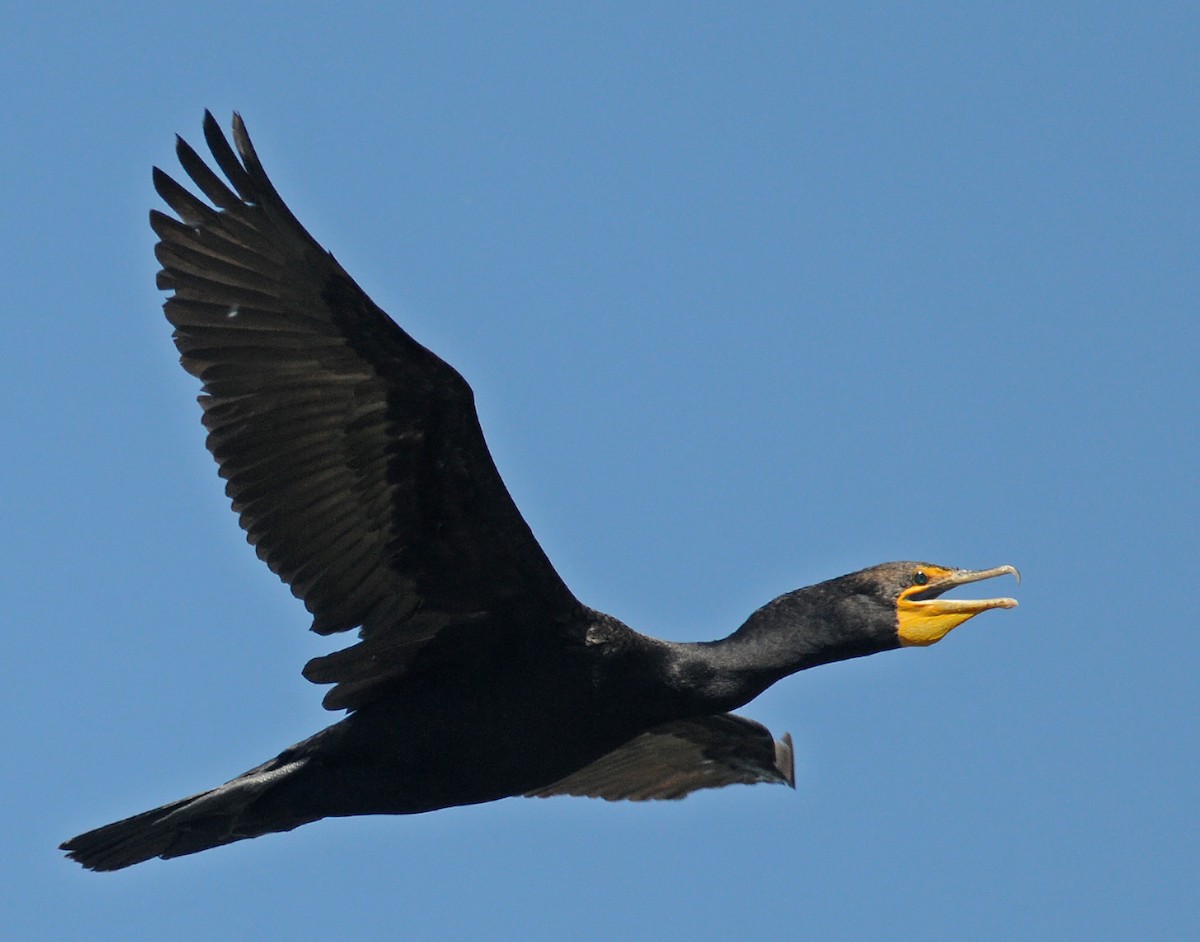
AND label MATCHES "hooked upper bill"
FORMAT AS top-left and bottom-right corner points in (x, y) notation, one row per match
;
(896, 564), (1020, 646)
